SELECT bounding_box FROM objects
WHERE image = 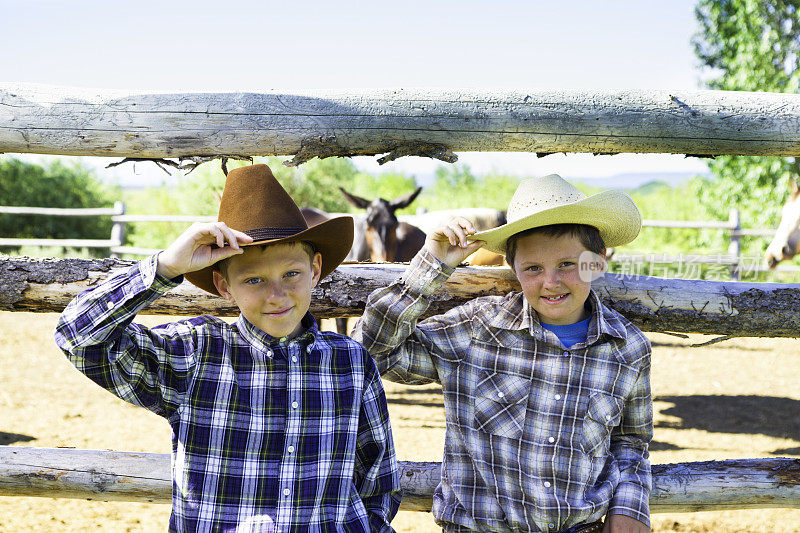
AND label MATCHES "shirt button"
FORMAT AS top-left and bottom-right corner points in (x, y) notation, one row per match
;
(549, 524), (556, 530)
(287, 445), (295, 453)
(291, 401), (299, 409)
(283, 488), (290, 496)
(106, 301), (114, 309)
(562, 351), (569, 357)
(266, 350), (273, 358)
(605, 414), (612, 422)
(425, 271), (434, 278)
(554, 394), (562, 400)
(544, 481), (551, 488)
(291, 356), (298, 363)
(306, 345), (313, 353)
(497, 392), (504, 398)
(548, 436), (555, 443)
